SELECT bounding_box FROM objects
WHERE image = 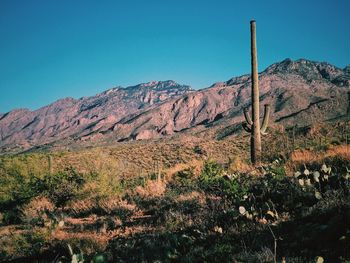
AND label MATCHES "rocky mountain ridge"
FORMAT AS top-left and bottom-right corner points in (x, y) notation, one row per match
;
(1, 58), (349, 152)
(103, 58), (350, 141)
(0, 80), (192, 151)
